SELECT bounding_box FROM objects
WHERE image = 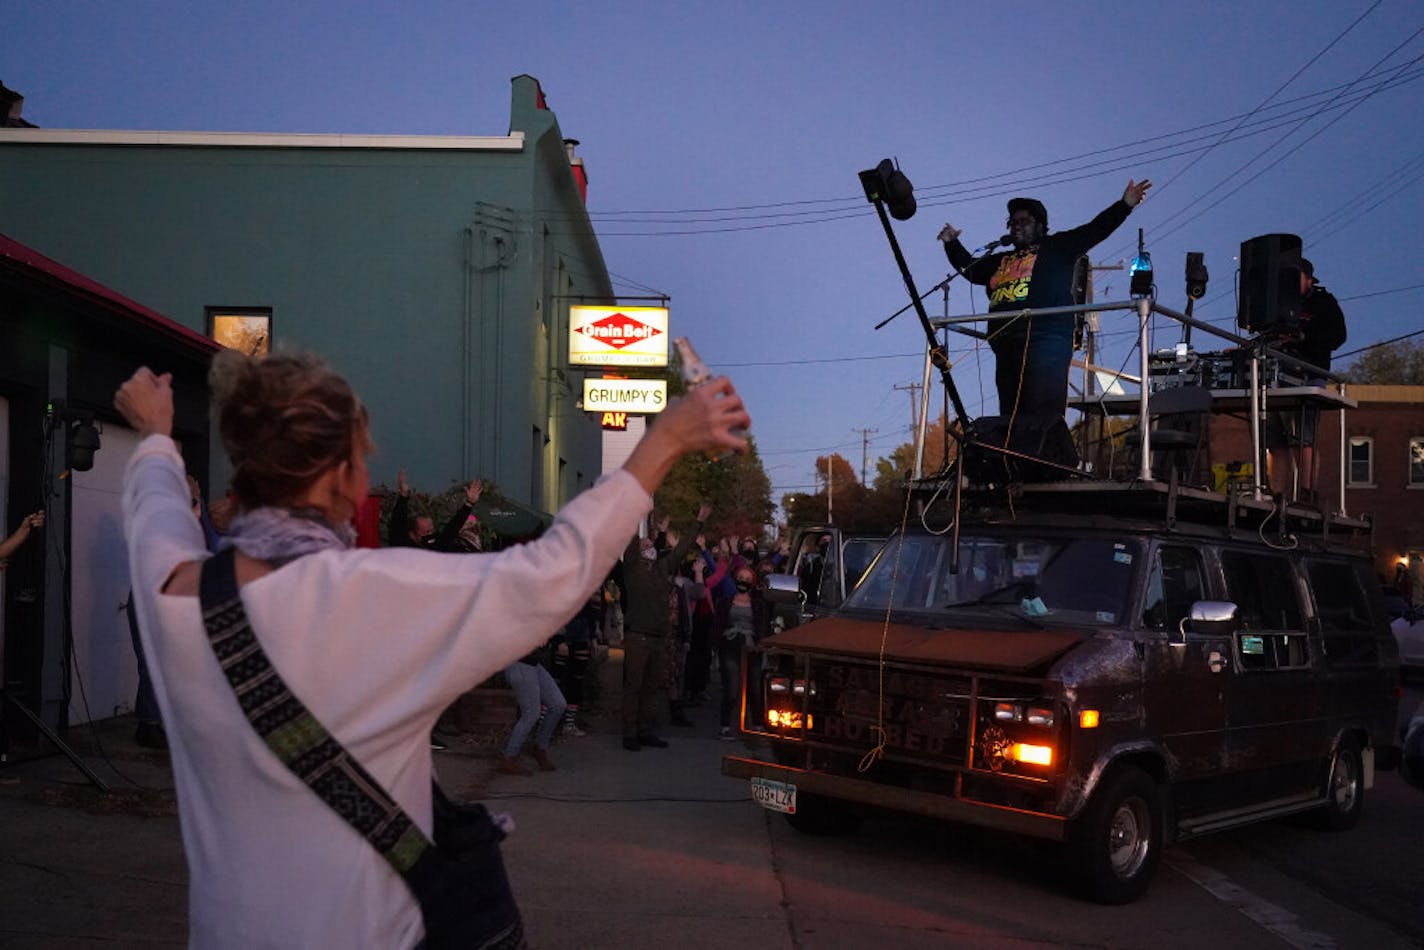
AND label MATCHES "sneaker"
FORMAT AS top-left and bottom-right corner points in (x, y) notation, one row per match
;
(528, 747), (557, 772)
(494, 755), (531, 776)
(429, 732), (452, 751)
(622, 737), (642, 751)
(561, 712), (587, 738)
(719, 726), (736, 741)
(636, 734), (668, 748)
